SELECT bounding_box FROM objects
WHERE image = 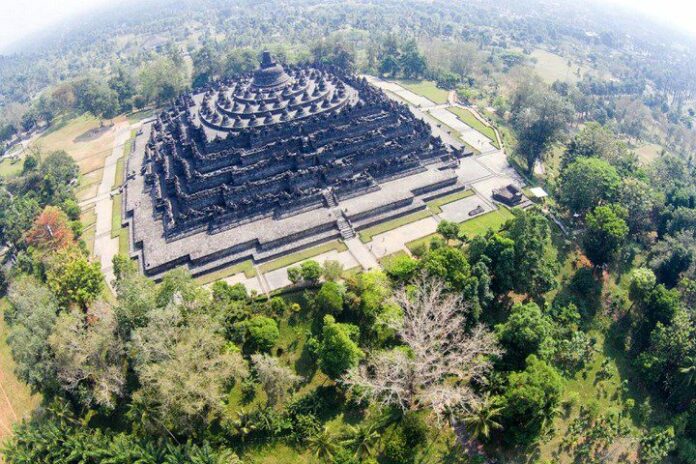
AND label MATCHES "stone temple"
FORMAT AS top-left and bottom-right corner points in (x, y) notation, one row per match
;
(124, 52), (472, 278)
